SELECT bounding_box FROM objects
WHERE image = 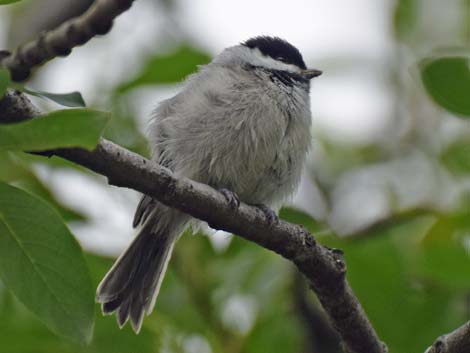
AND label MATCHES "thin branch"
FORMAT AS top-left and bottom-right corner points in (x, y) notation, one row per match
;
(7, 0), (94, 47)
(0, 91), (387, 353)
(425, 321), (470, 353)
(293, 272), (342, 353)
(0, 0), (135, 81)
(0, 90), (40, 123)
